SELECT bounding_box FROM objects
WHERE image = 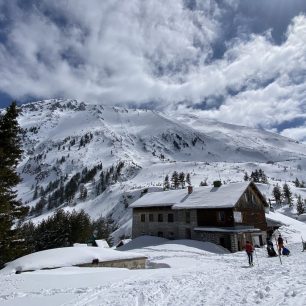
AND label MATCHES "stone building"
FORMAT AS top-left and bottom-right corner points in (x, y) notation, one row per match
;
(130, 181), (269, 252)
